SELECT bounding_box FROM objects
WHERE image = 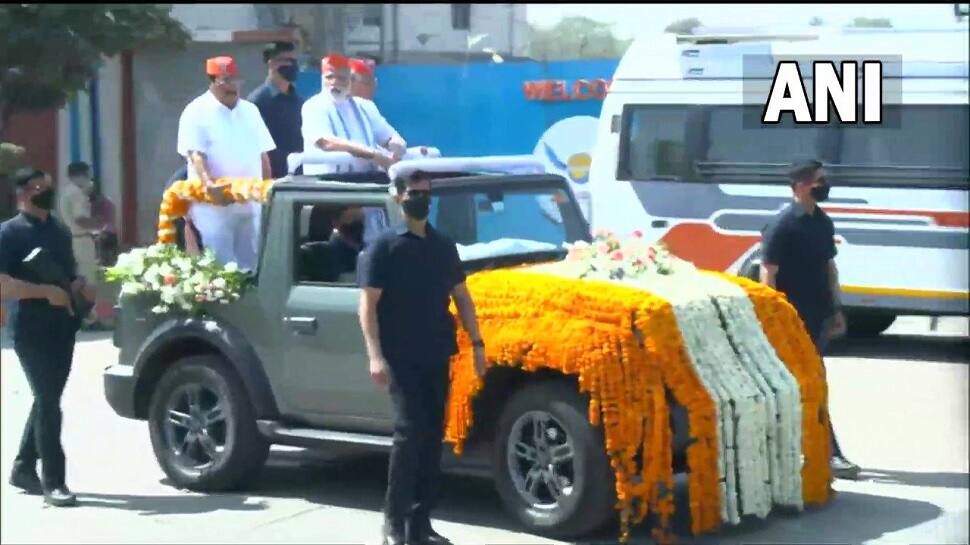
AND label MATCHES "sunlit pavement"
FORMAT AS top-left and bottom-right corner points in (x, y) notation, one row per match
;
(1, 316), (967, 544)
